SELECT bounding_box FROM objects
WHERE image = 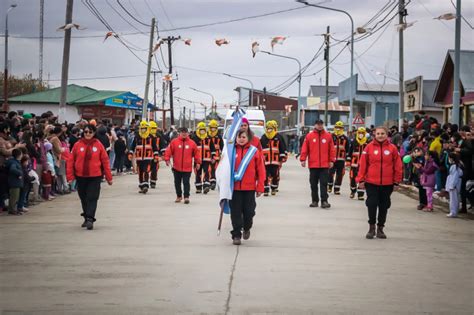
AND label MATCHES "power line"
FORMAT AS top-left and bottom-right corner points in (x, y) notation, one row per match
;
(450, 0), (474, 29)
(116, 0), (151, 27)
(48, 73), (146, 81)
